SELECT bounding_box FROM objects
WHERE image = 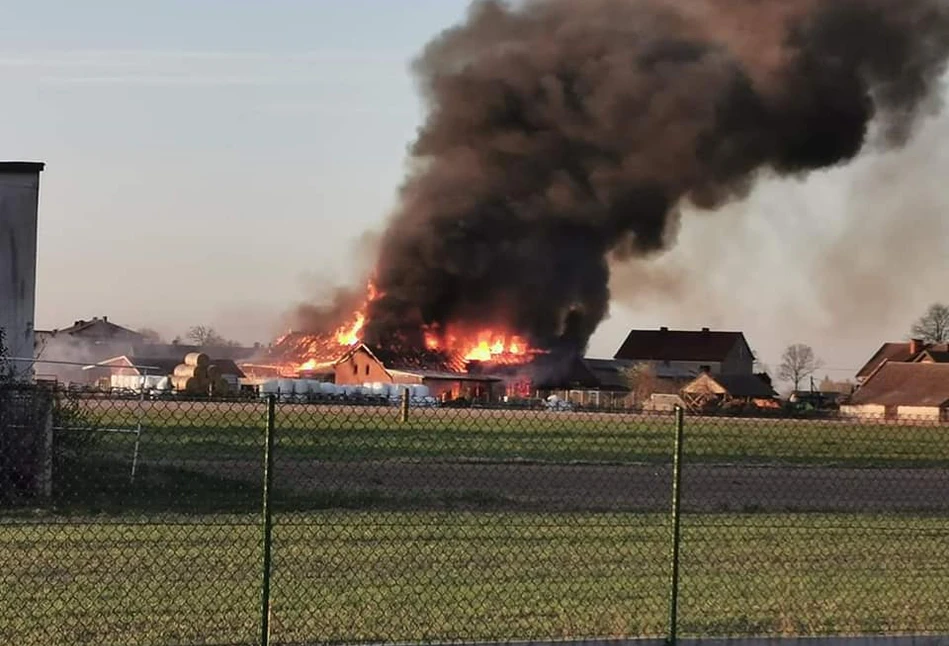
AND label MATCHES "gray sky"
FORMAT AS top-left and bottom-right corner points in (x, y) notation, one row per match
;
(3, 0), (948, 382)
